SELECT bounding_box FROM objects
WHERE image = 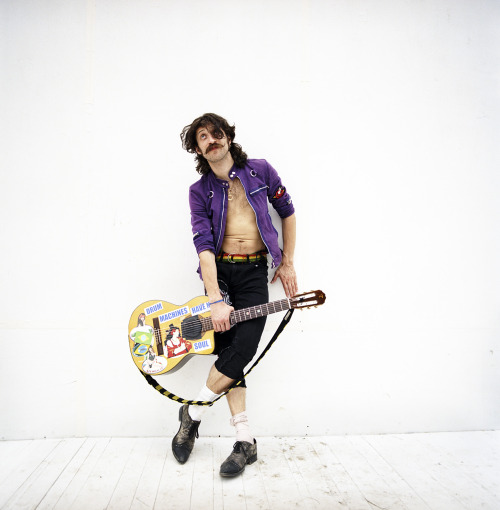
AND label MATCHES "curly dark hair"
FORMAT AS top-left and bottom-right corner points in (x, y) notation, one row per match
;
(180, 113), (248, 175)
